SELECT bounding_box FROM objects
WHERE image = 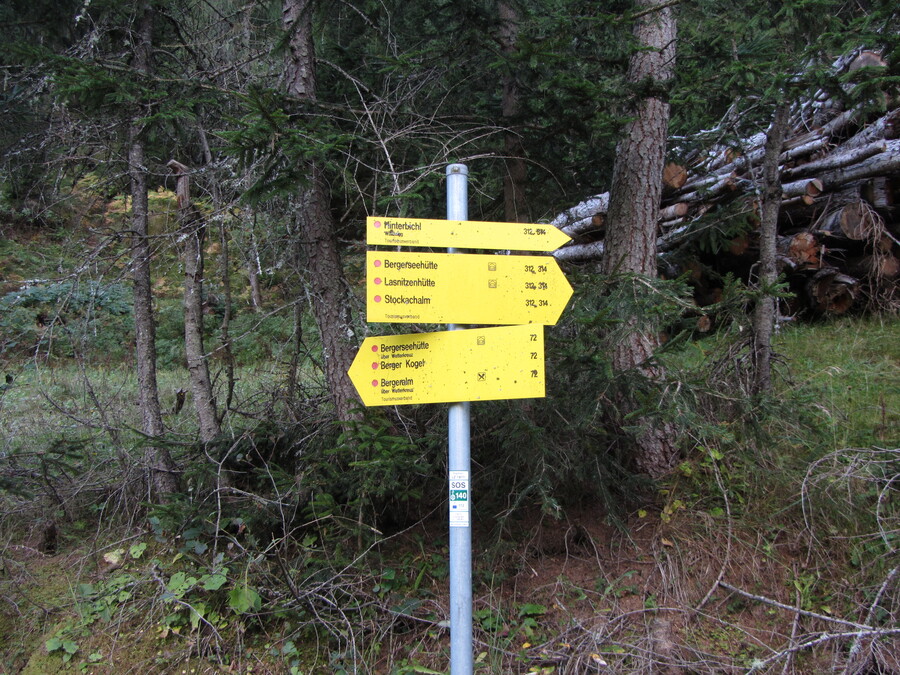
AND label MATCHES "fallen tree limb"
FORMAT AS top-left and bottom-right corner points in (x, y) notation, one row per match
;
(719, 581), (871, 630)
(552, 193), (609, 232)
(812, 140), (900, 190)
(783, 140), (886, 179)
(554, 239), (605, 262)
(746, 628), (900, 674)
(843, 565), (900, 675)
(781, 177), (824, 199)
